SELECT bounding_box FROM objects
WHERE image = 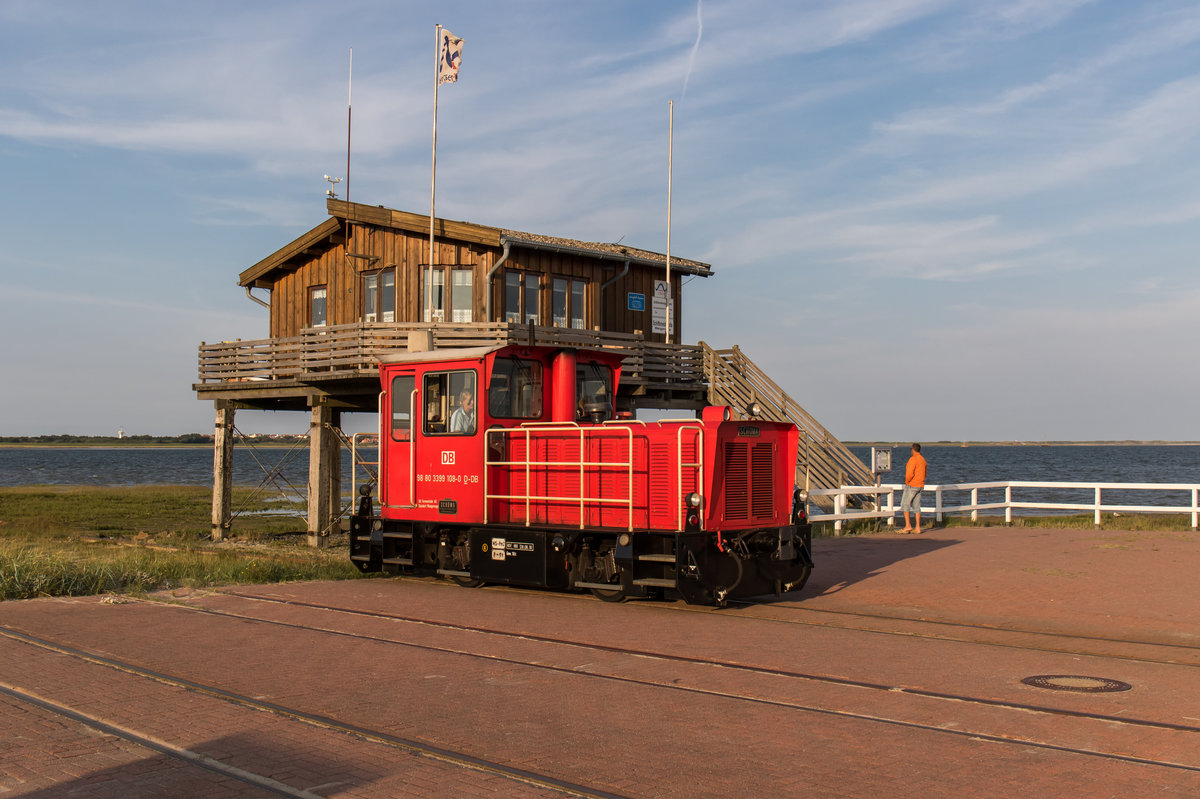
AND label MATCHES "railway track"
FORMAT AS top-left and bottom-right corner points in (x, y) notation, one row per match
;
(132, 590), (1200, 771)
(0, 625), (628, 799)
(226, 581), (1200, 670)
(2, 583), (1198, 797)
